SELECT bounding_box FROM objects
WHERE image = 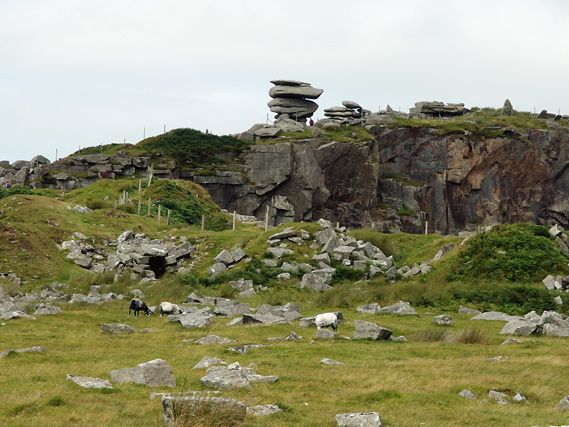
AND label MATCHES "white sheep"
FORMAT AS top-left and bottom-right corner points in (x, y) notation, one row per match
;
(159, 302), (182, 317)
(315, 312), (338, 333)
